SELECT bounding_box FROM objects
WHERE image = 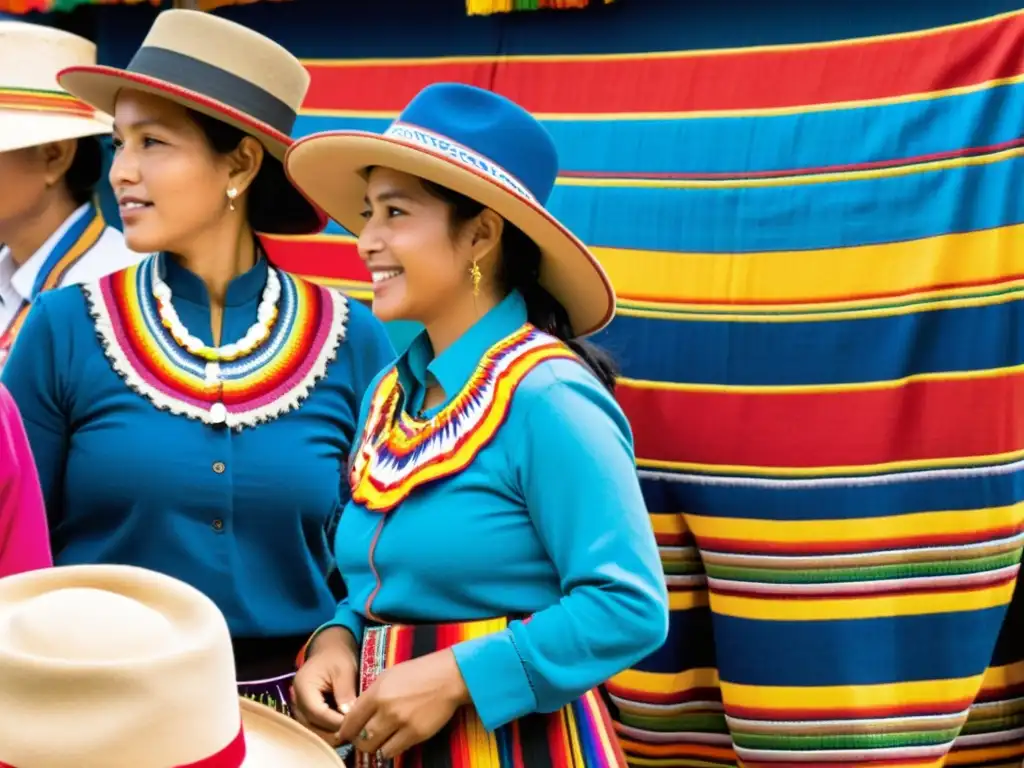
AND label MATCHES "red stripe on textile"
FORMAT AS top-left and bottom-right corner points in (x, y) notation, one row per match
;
(303, 12), (1024, 114)
(616, 372), (1024, 469)
(262, 237), (367, 283)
